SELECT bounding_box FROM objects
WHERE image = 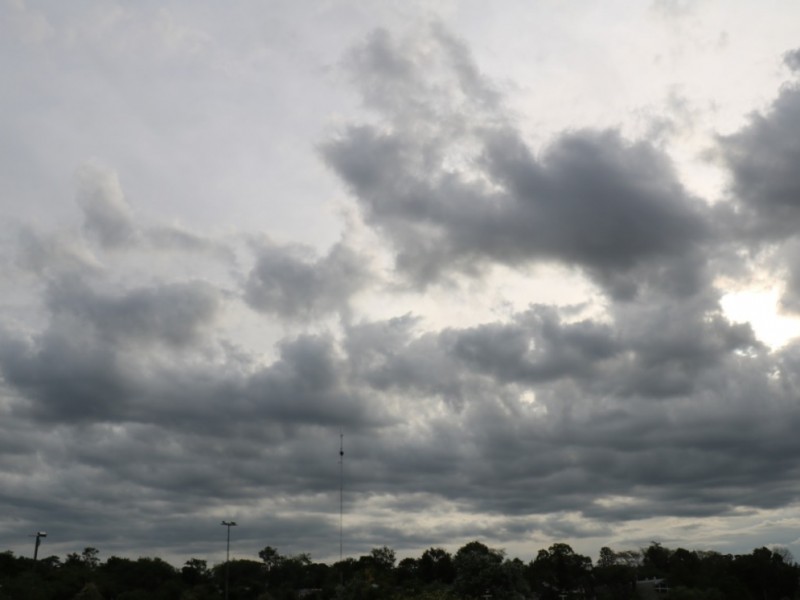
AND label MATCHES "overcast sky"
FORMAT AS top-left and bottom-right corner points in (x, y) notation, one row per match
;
(4, 0), (800, 568)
